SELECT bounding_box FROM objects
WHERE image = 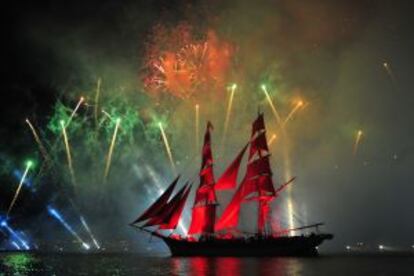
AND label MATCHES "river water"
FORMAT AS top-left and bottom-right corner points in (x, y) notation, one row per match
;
(1, 252), (414, 275)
